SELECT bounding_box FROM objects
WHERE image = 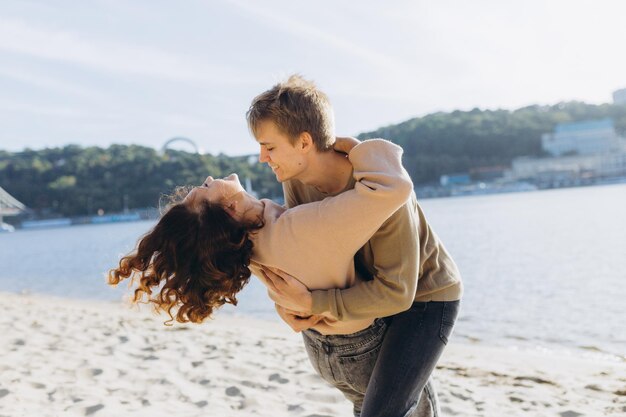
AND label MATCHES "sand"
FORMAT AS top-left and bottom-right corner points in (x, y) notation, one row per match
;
(0, 291), (624, 417)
